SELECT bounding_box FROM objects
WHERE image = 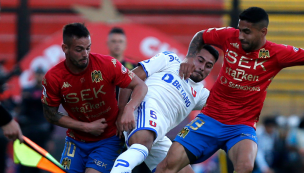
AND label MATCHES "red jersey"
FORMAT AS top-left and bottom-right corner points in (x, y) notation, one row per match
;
(41, 53), (134, 142)
(202, 27), (304, 128)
